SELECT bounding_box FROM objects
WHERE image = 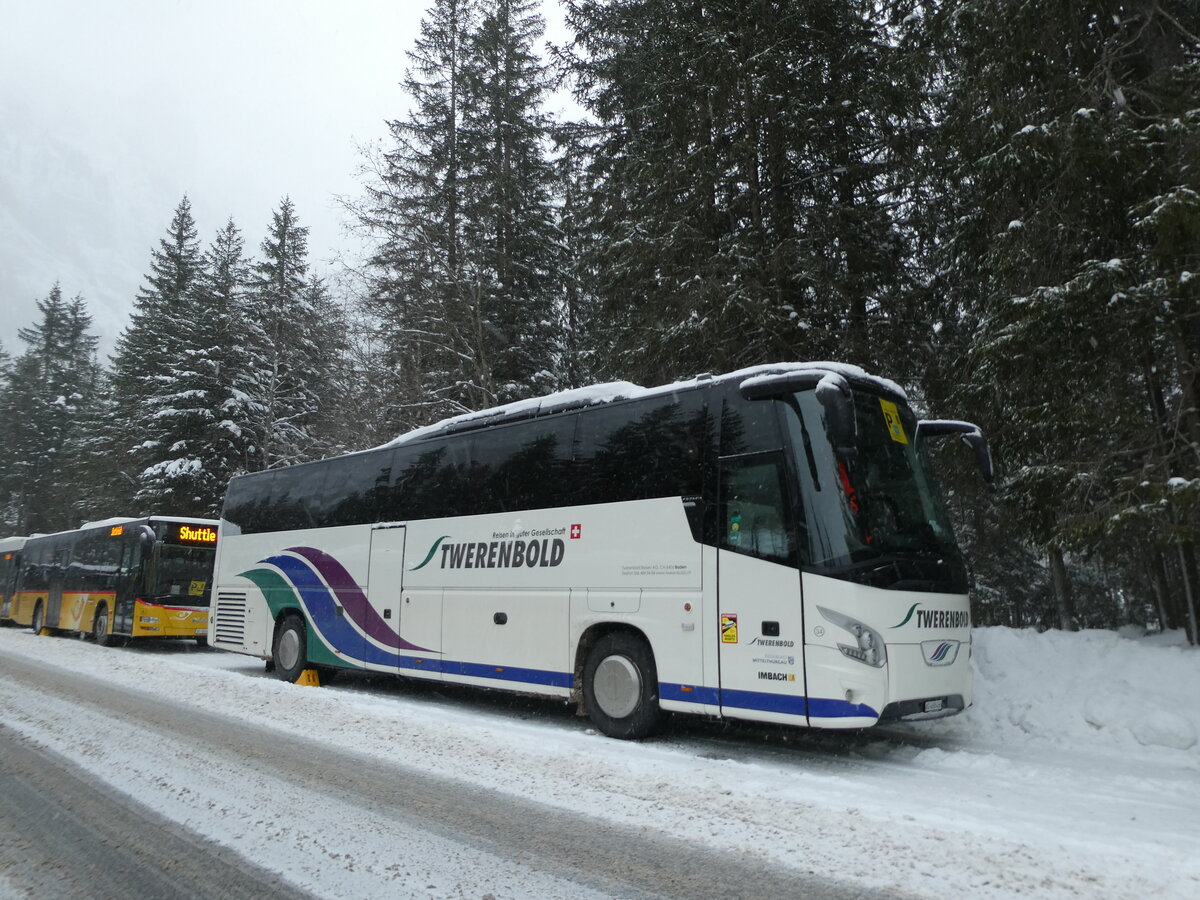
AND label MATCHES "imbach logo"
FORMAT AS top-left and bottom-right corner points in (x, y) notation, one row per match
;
(410, 534), (567, 571)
